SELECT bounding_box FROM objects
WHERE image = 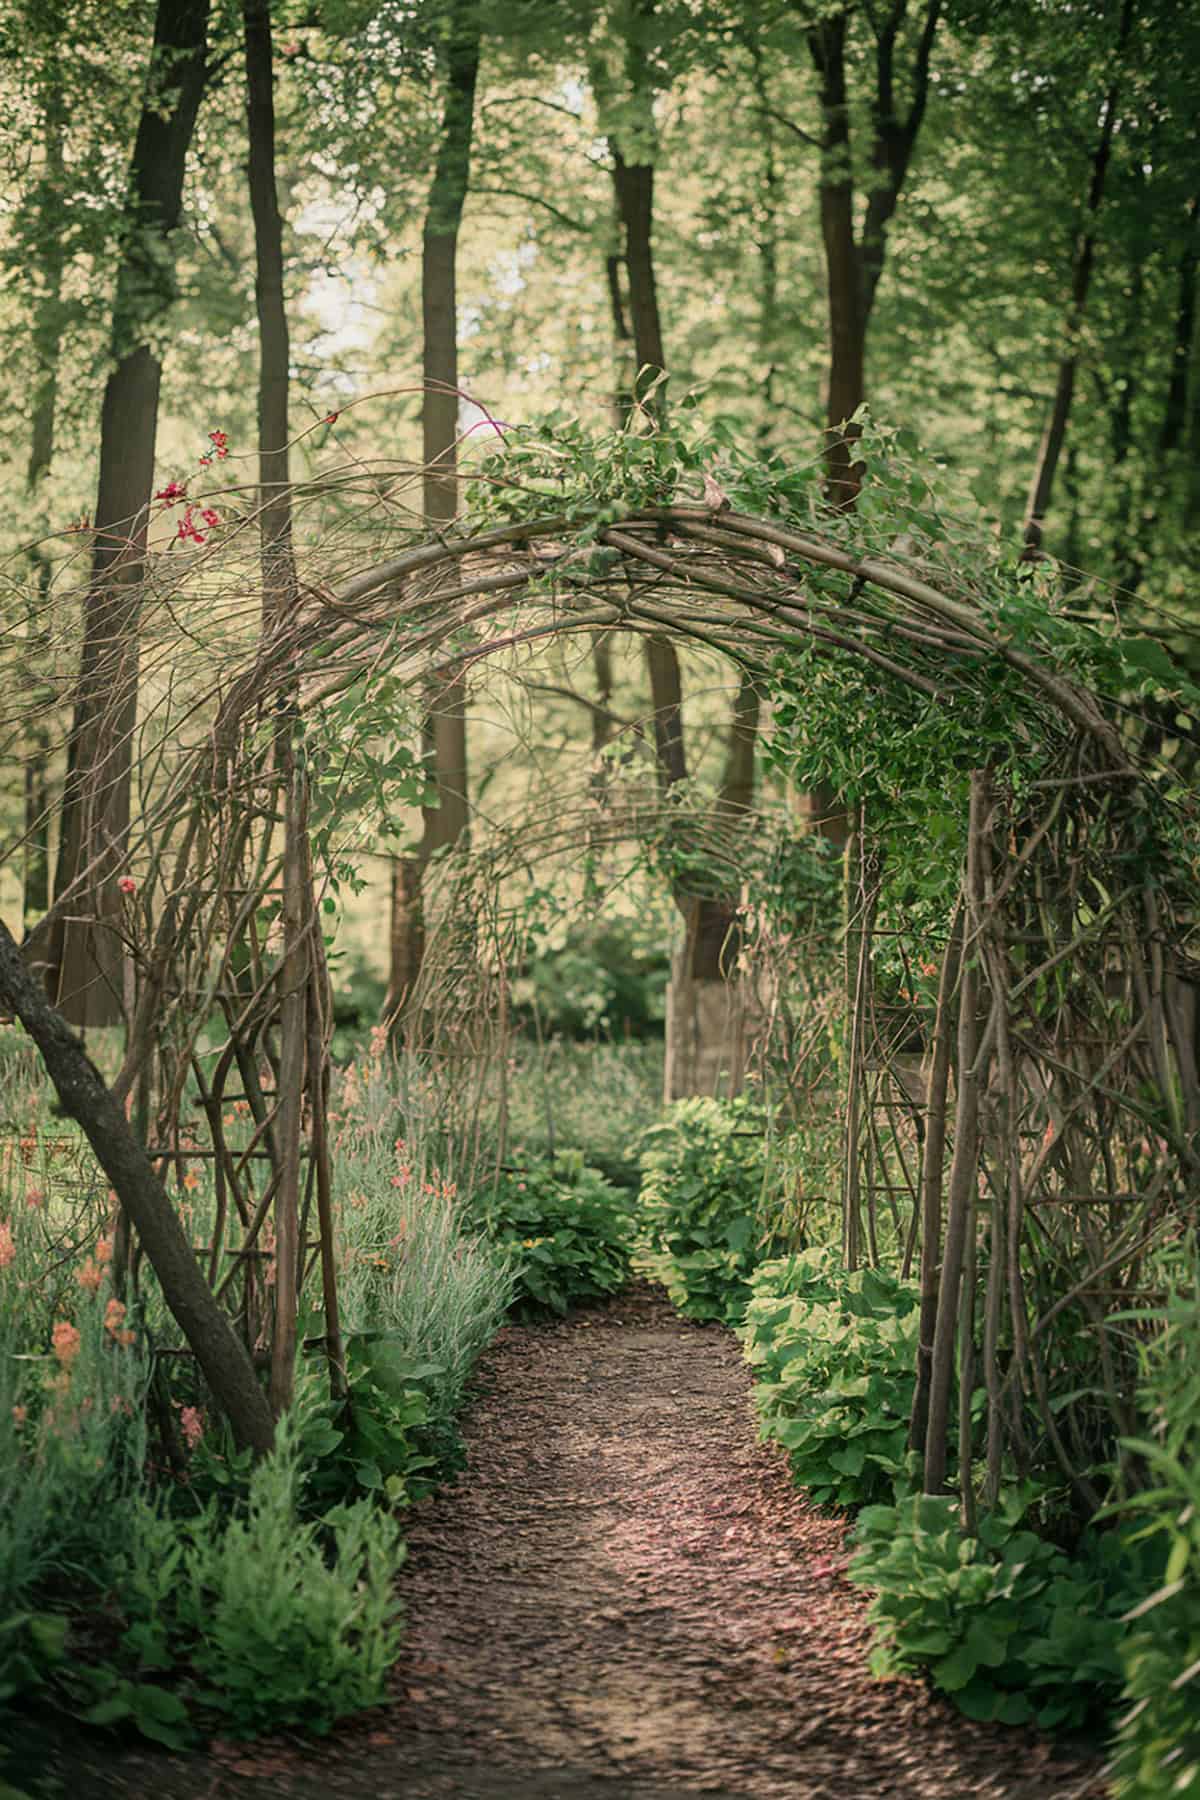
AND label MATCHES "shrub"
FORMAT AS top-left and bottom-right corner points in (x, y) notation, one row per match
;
(849, 1489), (1146, 1731)
(111, 1414), (403, 1740)
(469, 1149), (634, 1315)
(1110, 1273), (1200, 1800)
(637, 1095), (777, 1324)
(741, 1250), (919, 1505)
